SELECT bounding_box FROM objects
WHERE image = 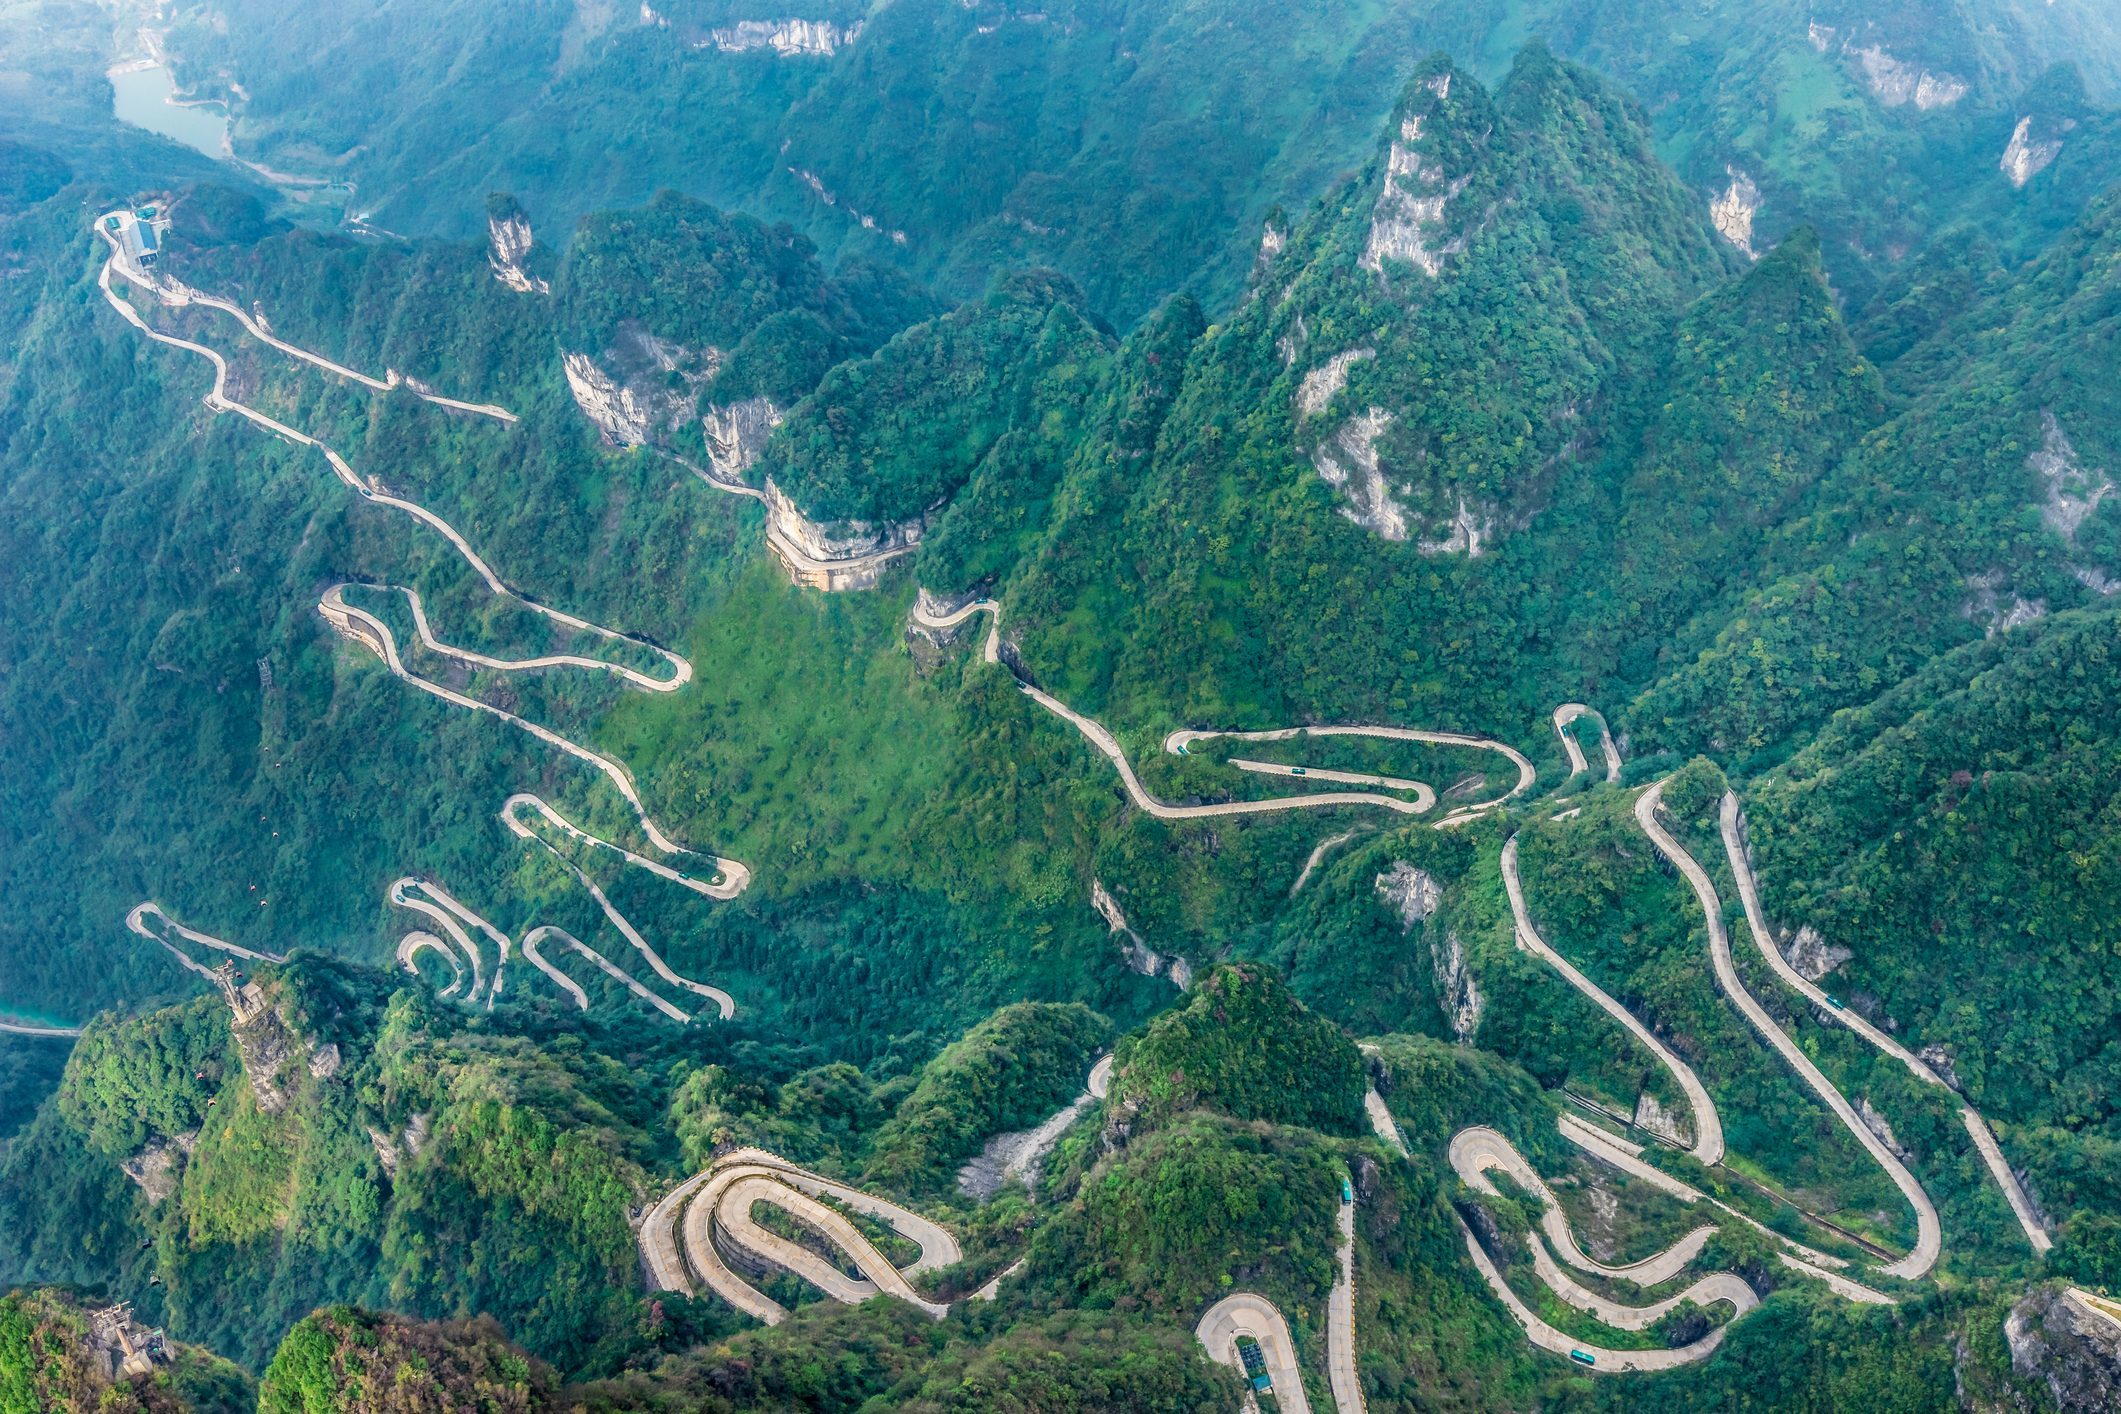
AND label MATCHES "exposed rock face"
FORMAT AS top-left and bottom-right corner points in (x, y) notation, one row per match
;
(1710, 167), (1761, 260)
(487, 213), (548, 293)
(703, 395), (783, 480)
(2001, 116), (2064, 189)
(762, 477), (925, 590)
(367, 1111), (431, 1180)
(955, 1091), (1095, 1201)
(1375, 862), (1441, 929)
(1853, 45), (1967, 110)
(1857, 1097), (1911, 1160)
(1313, 406), (1409, 540)
(1965, 570), (2047, 637)
(1092, 880), (1190, 990)
(1919, 1043), (1962, 1092)
(1416, 496), (1496, 558)
(2031, 413), (2113, 546)
(2005, 1286), (2121, 1412)
(1253, 218), (1288, 280)
(563, 353), (655, 446)
(1633, 1090), (1691, 1148)
(307, 1042), (342, 1080)
(121, 1130), (197, 1204)
(1783, 924), (1851, 982)
(563, 329), (720, 448)
(1361, 109), (1472, 279)
(1295, 348), (1373, 420)
(787, 166), (908, 244)
(1430, 928), (1482, 1042)
(708, 18), (859, 56)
